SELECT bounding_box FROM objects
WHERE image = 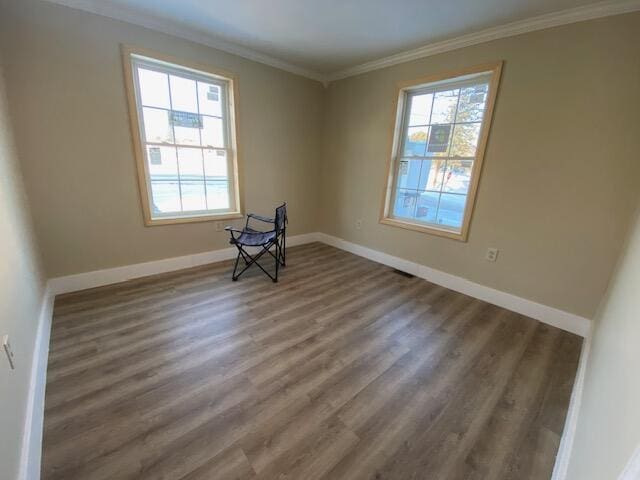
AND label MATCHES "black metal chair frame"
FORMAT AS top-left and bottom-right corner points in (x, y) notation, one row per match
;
(225, 203), (287, 283)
